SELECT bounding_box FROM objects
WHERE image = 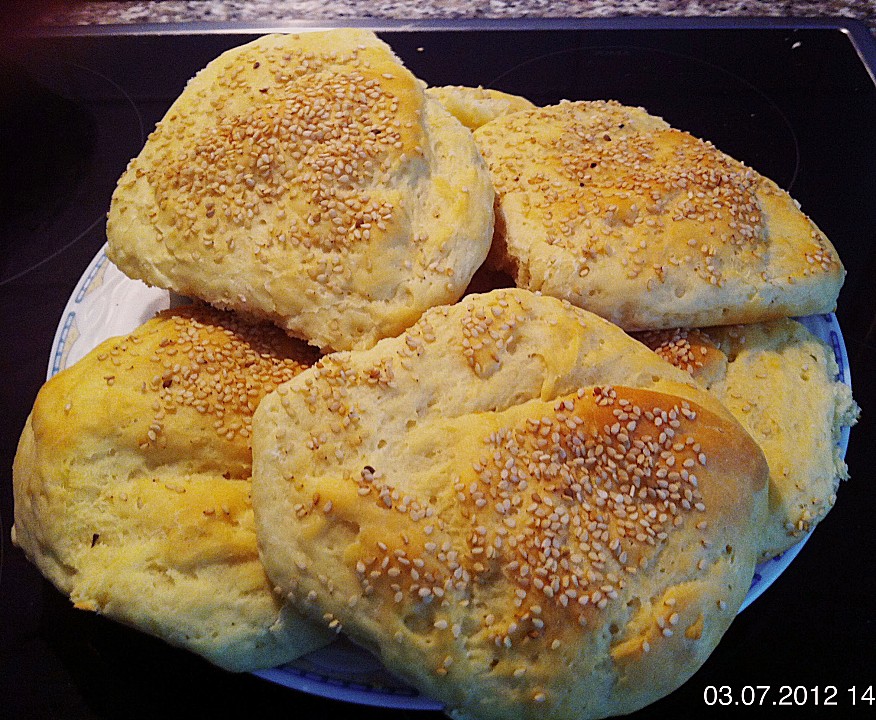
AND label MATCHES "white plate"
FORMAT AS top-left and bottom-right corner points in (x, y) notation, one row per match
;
(50, 245), (853, 711)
